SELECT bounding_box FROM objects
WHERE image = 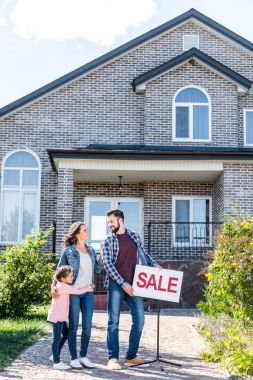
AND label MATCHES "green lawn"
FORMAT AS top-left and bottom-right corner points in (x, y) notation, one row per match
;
(0, 305), (50, 370)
